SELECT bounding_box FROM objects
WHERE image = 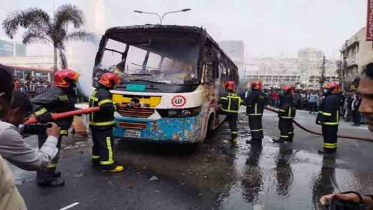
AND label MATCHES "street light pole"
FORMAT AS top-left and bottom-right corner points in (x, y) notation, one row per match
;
(134, 9), (191, 25)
